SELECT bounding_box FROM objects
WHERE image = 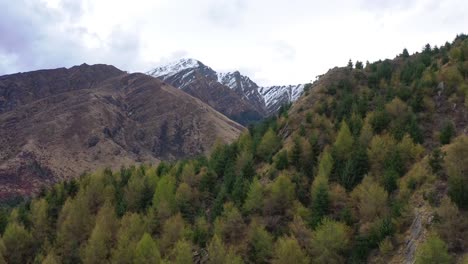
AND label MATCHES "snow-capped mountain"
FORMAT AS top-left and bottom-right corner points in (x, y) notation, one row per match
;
(259, 84), (305, 114)
(147, 58), (306, 119)
(216, 71), (266, 114)
(147, 59), (265, 125)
